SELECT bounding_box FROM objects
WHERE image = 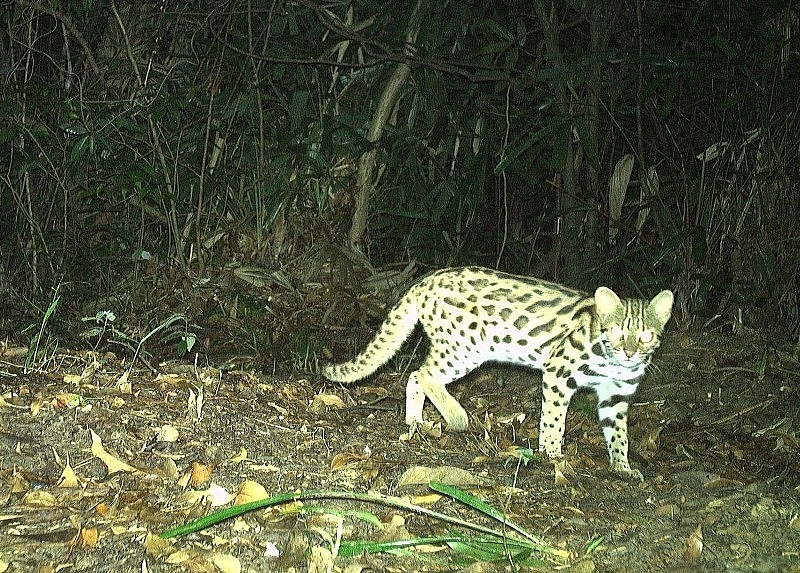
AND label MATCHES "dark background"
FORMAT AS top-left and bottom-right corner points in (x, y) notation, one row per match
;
(1, 0), (799, 358)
